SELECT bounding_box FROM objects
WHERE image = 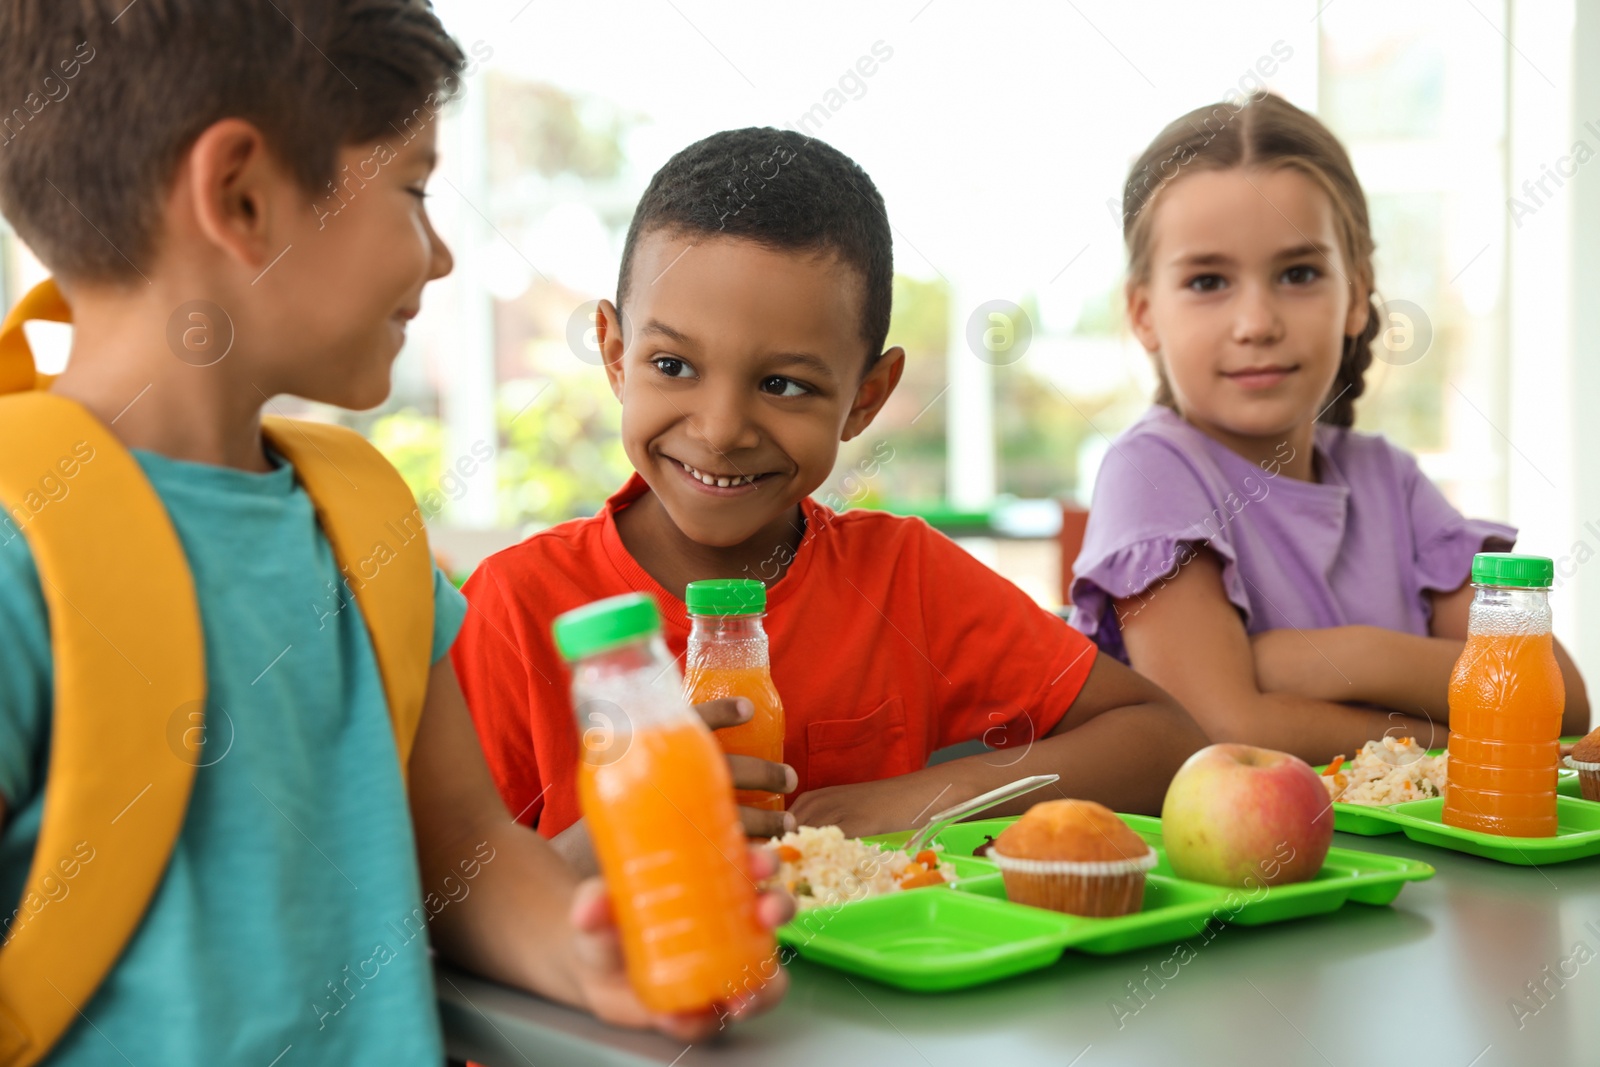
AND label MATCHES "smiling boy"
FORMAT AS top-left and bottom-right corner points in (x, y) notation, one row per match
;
(453, 128), (1208, 866)
(0, 5), (784, 1062)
